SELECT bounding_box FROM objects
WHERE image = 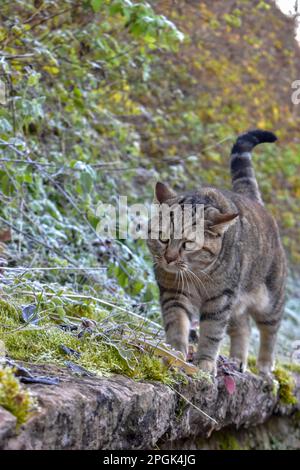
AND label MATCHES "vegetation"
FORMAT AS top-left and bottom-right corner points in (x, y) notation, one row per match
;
(0, 365), (35, 425)
(248, 355), (298, 405)
(0, 0), (300, 378)
(273, 365), (298, 405)
(0, 296), (190, 384)
(217, 432), (242, 451)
